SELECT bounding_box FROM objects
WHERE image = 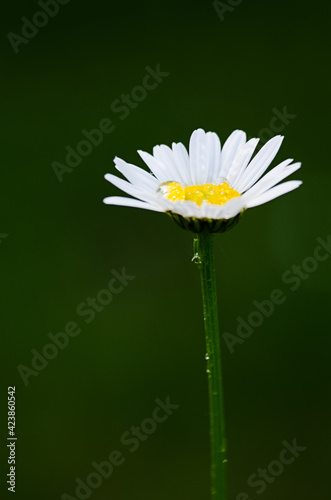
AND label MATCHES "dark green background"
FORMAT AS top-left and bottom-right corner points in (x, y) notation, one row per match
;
(2, 0), (331, 498)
